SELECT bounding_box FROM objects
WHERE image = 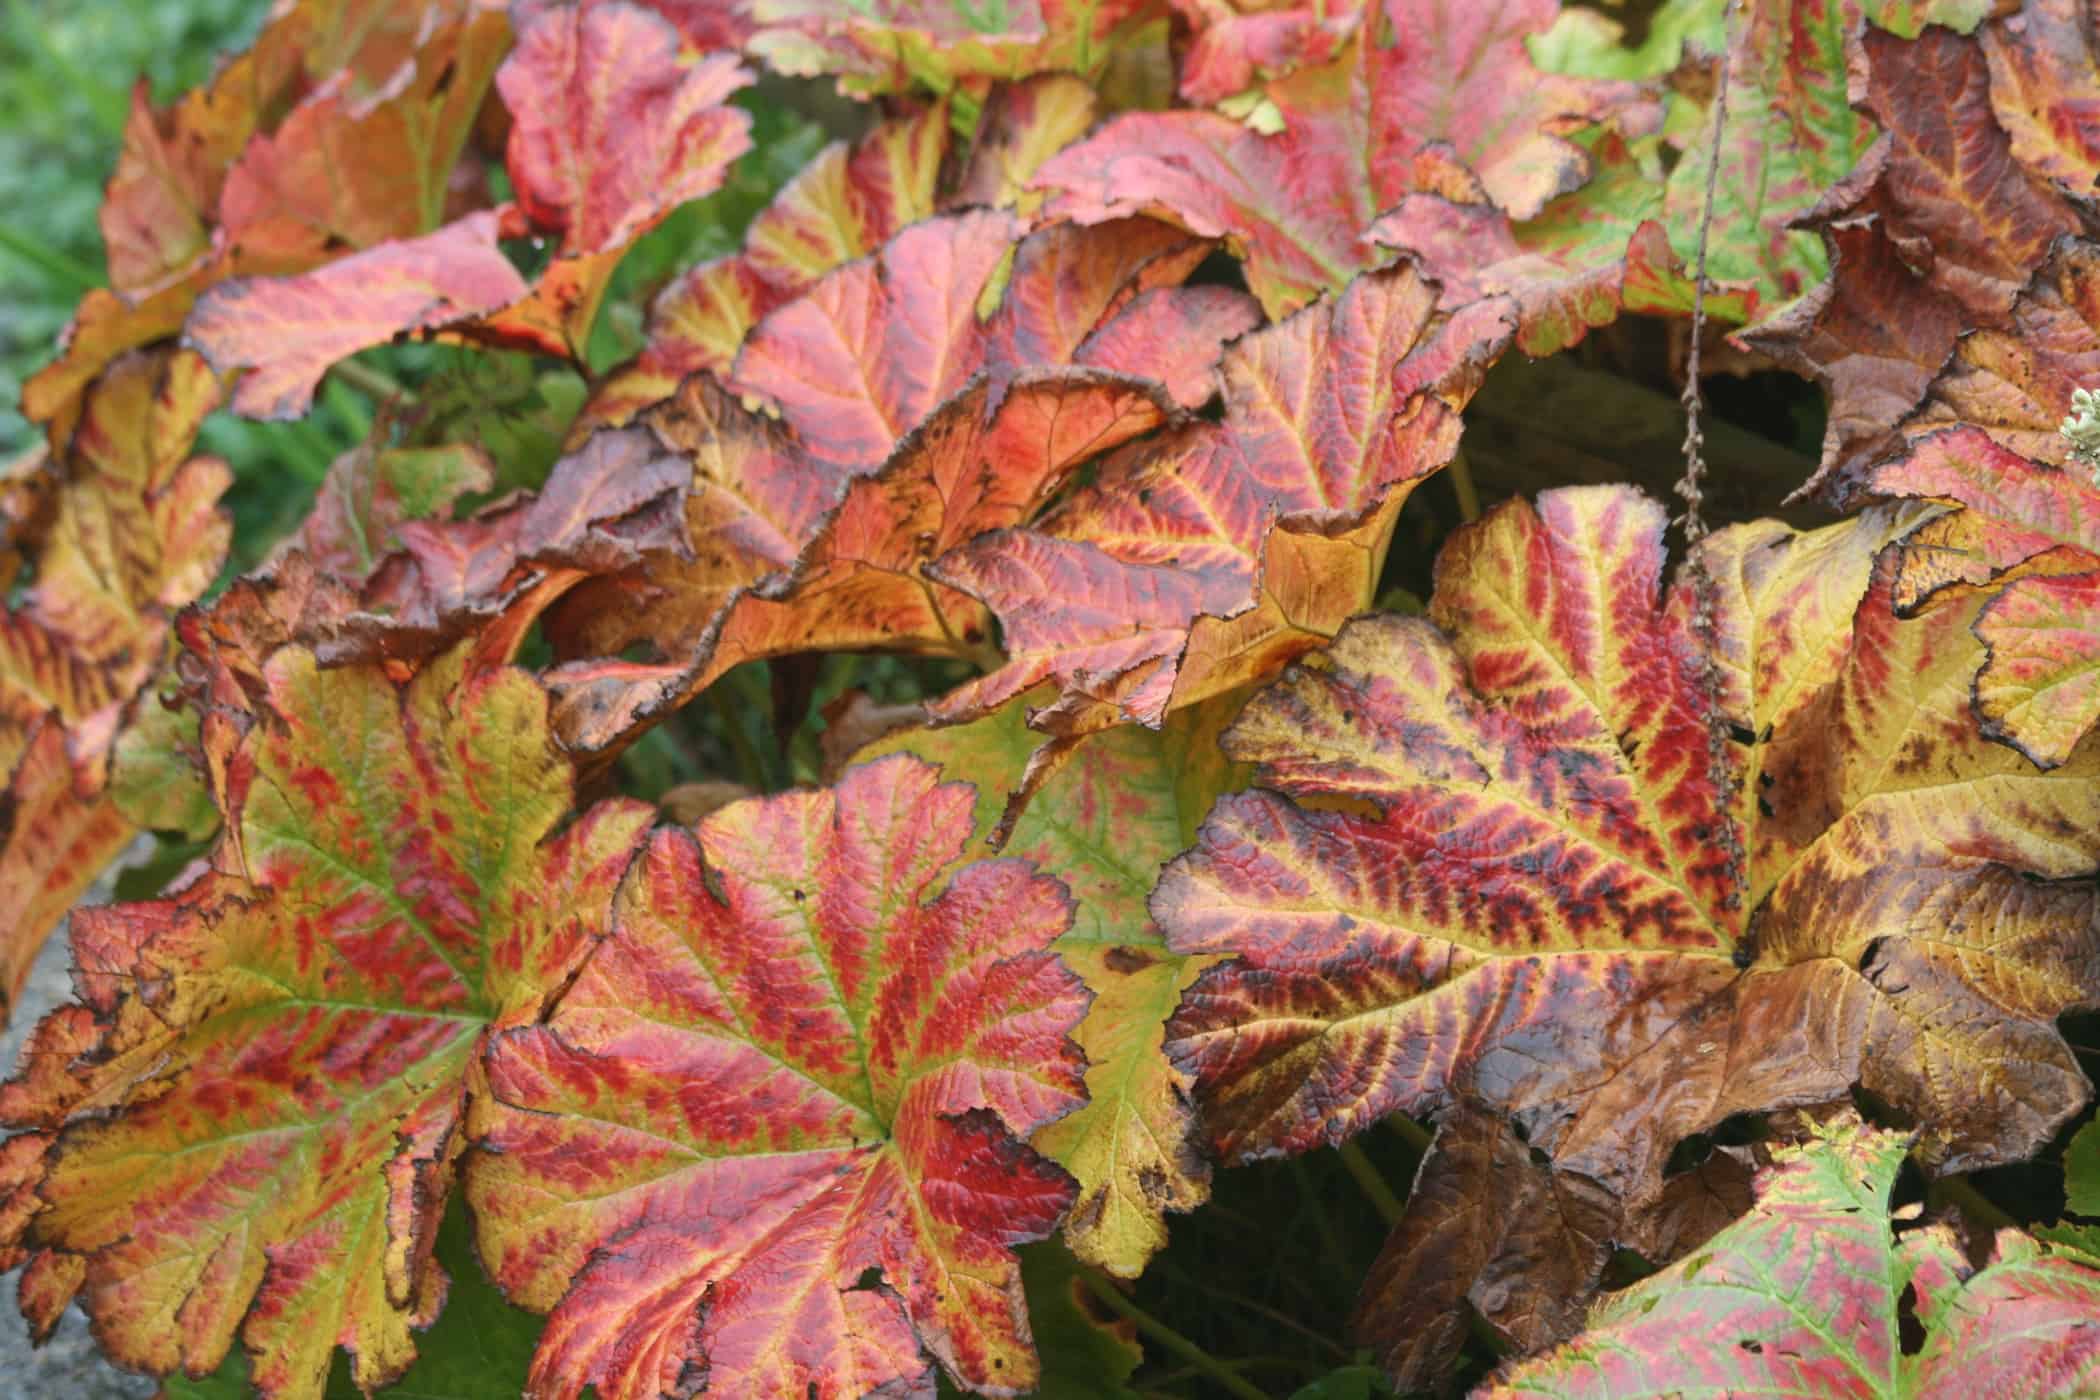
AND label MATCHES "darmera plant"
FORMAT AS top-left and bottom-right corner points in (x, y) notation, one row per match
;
(2, 0), (2098, 1396)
